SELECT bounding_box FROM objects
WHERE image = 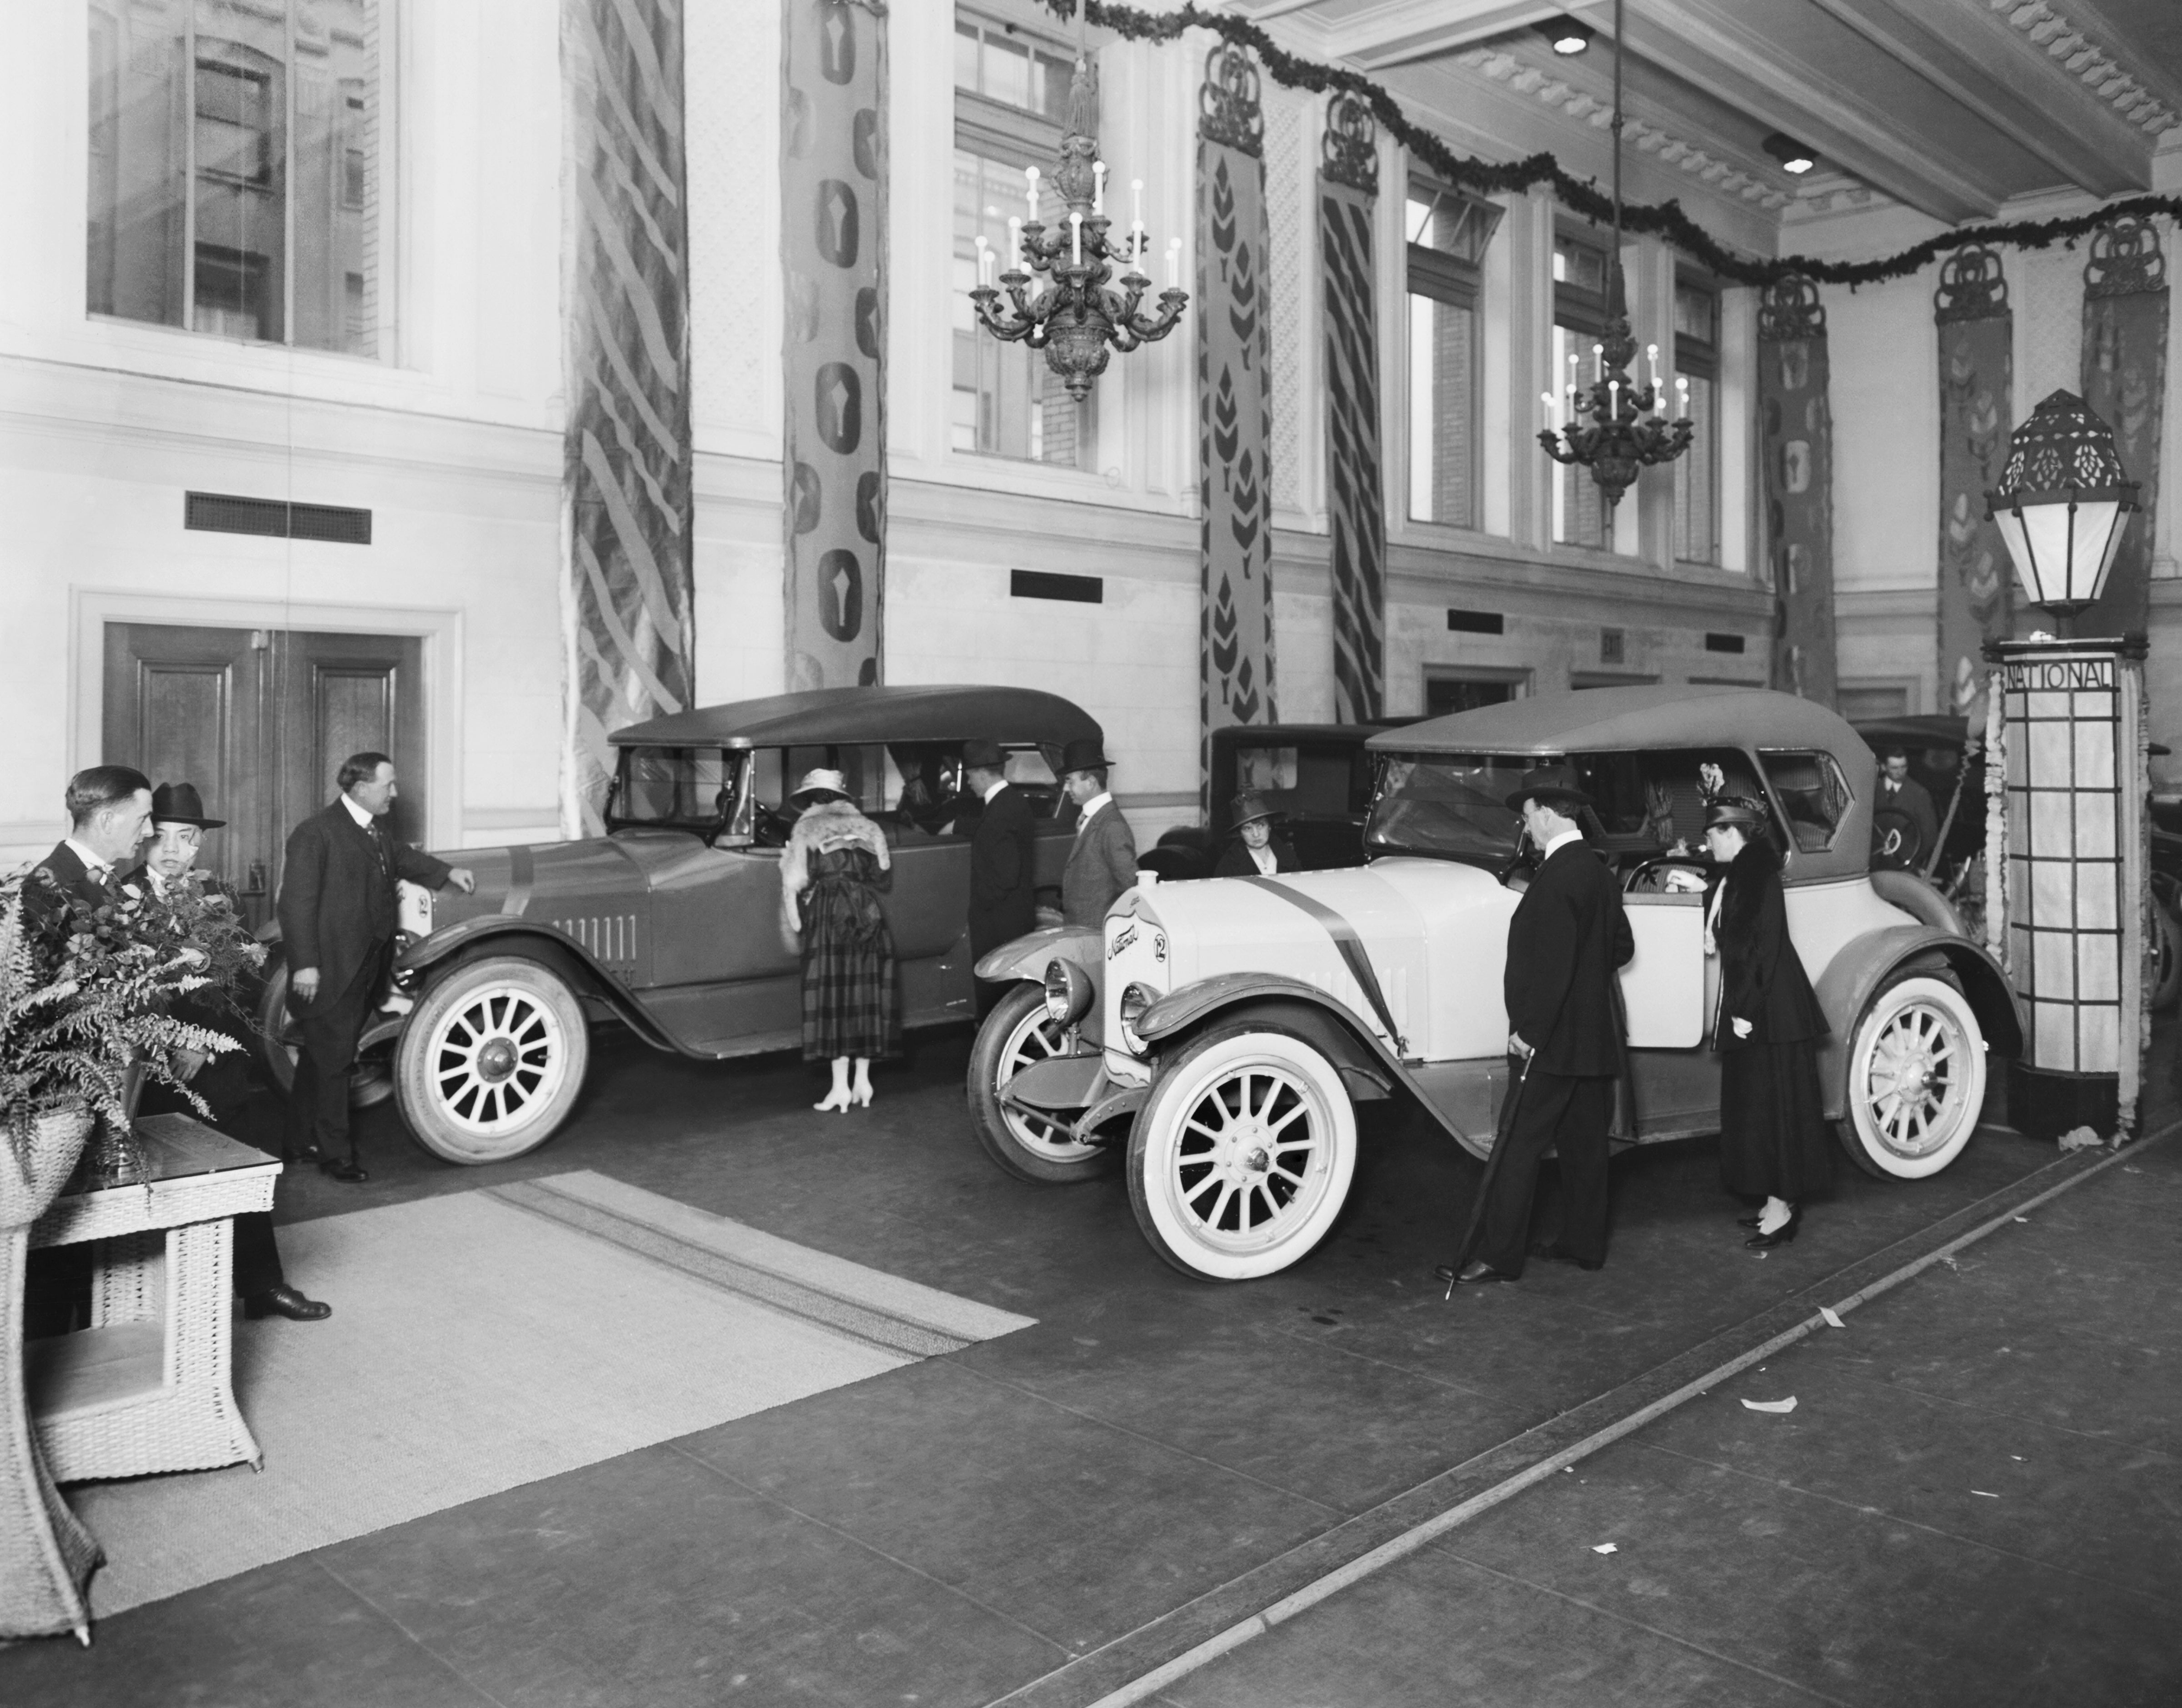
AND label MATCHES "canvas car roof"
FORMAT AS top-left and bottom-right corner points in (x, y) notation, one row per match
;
(1368, 684), (1870, 760)
(609, 685), (1102, 750)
